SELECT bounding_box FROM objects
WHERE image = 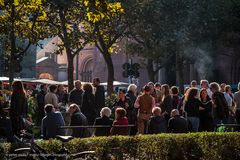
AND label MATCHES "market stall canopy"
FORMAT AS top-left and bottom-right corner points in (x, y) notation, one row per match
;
(31, 79), (63, 85)
(61, 80), (88, 86)
(100, 81), (130, 87)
